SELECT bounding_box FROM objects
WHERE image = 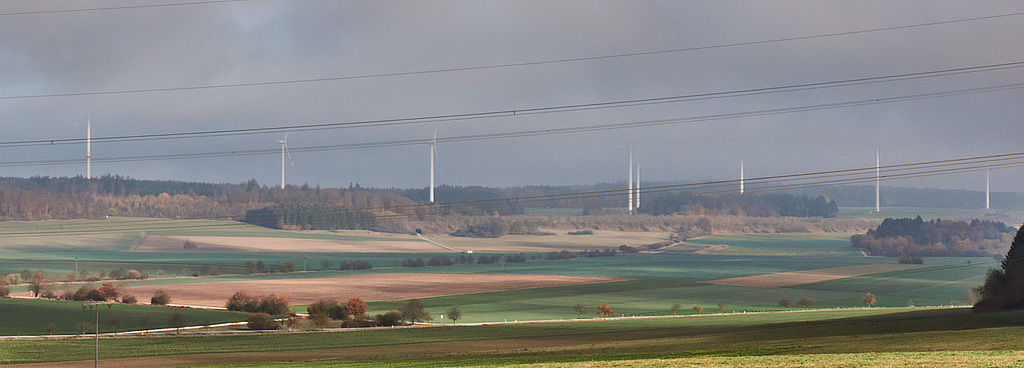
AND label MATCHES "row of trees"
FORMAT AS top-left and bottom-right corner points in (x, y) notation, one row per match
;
(450, 217), (553, 238)
(572, 303), (617, 317)
(243, 261), (296, 274)
(639, 193), (838, 218)
(242, 203), (378, 230)
(0, 175), (418, 221)
(338, 260), (373, 270)
(399, 245), (681, 269)
(6, 267), (152, 286)
(4, 273), (163, 306)
(302, 297), (436, 329)
(852, 217), (1015, 257)
(226, 291), (291, 315)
